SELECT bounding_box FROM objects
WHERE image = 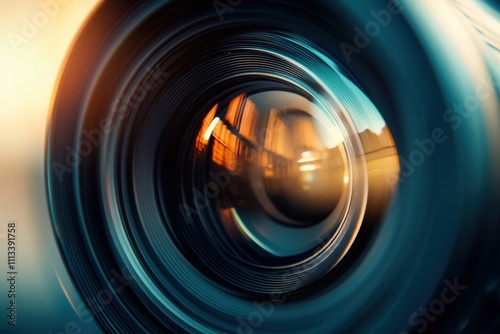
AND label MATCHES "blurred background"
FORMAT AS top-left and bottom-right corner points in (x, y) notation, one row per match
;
(0, 1), (100, 333)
